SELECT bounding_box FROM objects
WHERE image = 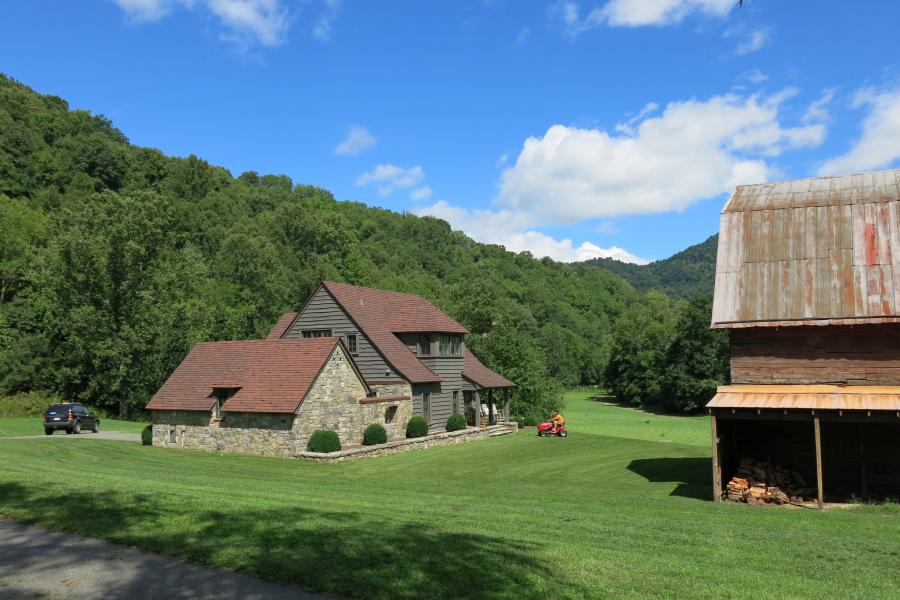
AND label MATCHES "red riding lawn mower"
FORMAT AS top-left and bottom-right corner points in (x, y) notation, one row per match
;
(537, 420), (567, 437)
